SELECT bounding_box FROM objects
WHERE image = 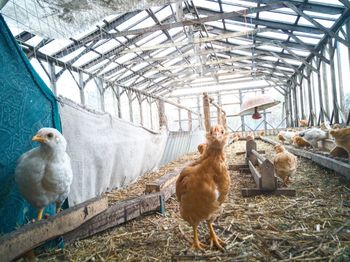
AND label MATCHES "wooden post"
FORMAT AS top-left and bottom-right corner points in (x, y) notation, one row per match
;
(188, 110), (192, 131)
(246, 140), (258, 165)
(158, 100), (167, 129)
(197, 96), (203, 129)
(203, 92), (211, 132)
